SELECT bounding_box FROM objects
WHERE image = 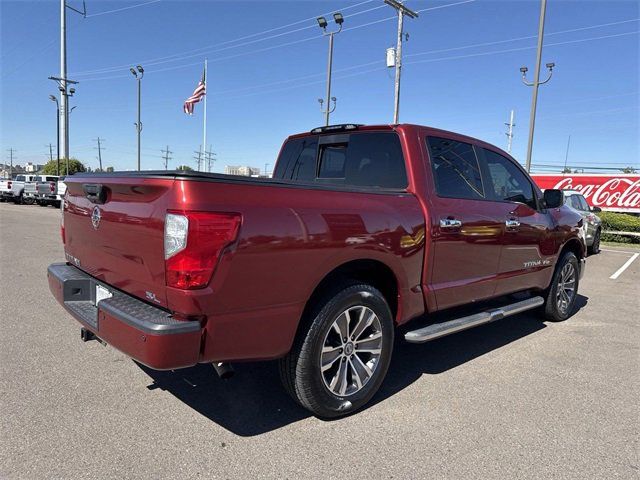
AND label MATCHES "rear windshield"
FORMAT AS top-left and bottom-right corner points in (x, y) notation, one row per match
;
(274, 132), (408, 189)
